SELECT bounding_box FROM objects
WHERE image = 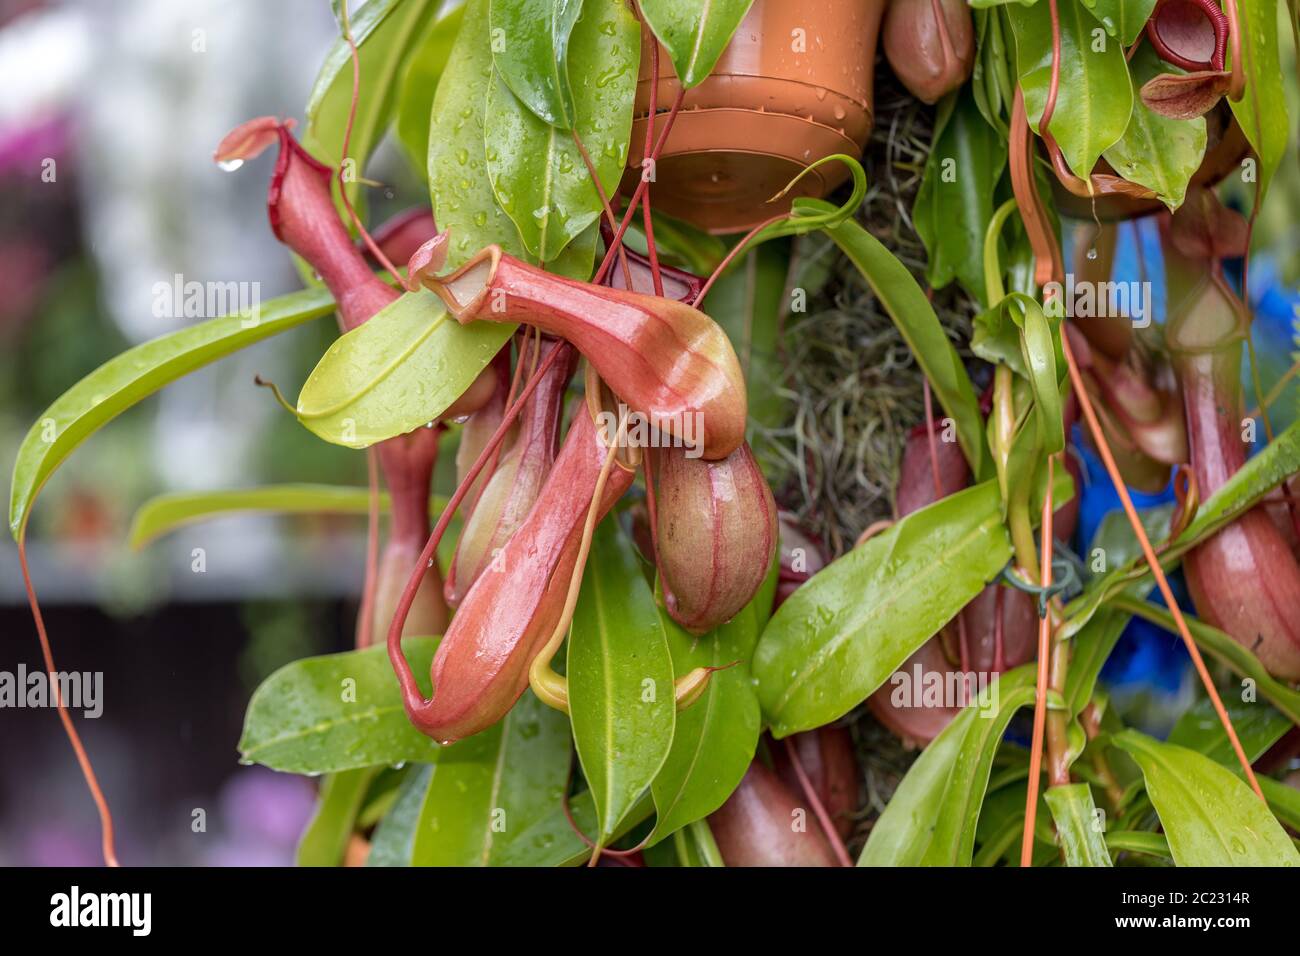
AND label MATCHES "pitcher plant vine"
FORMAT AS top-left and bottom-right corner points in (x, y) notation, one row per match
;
(10, 0), (1300, 868)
